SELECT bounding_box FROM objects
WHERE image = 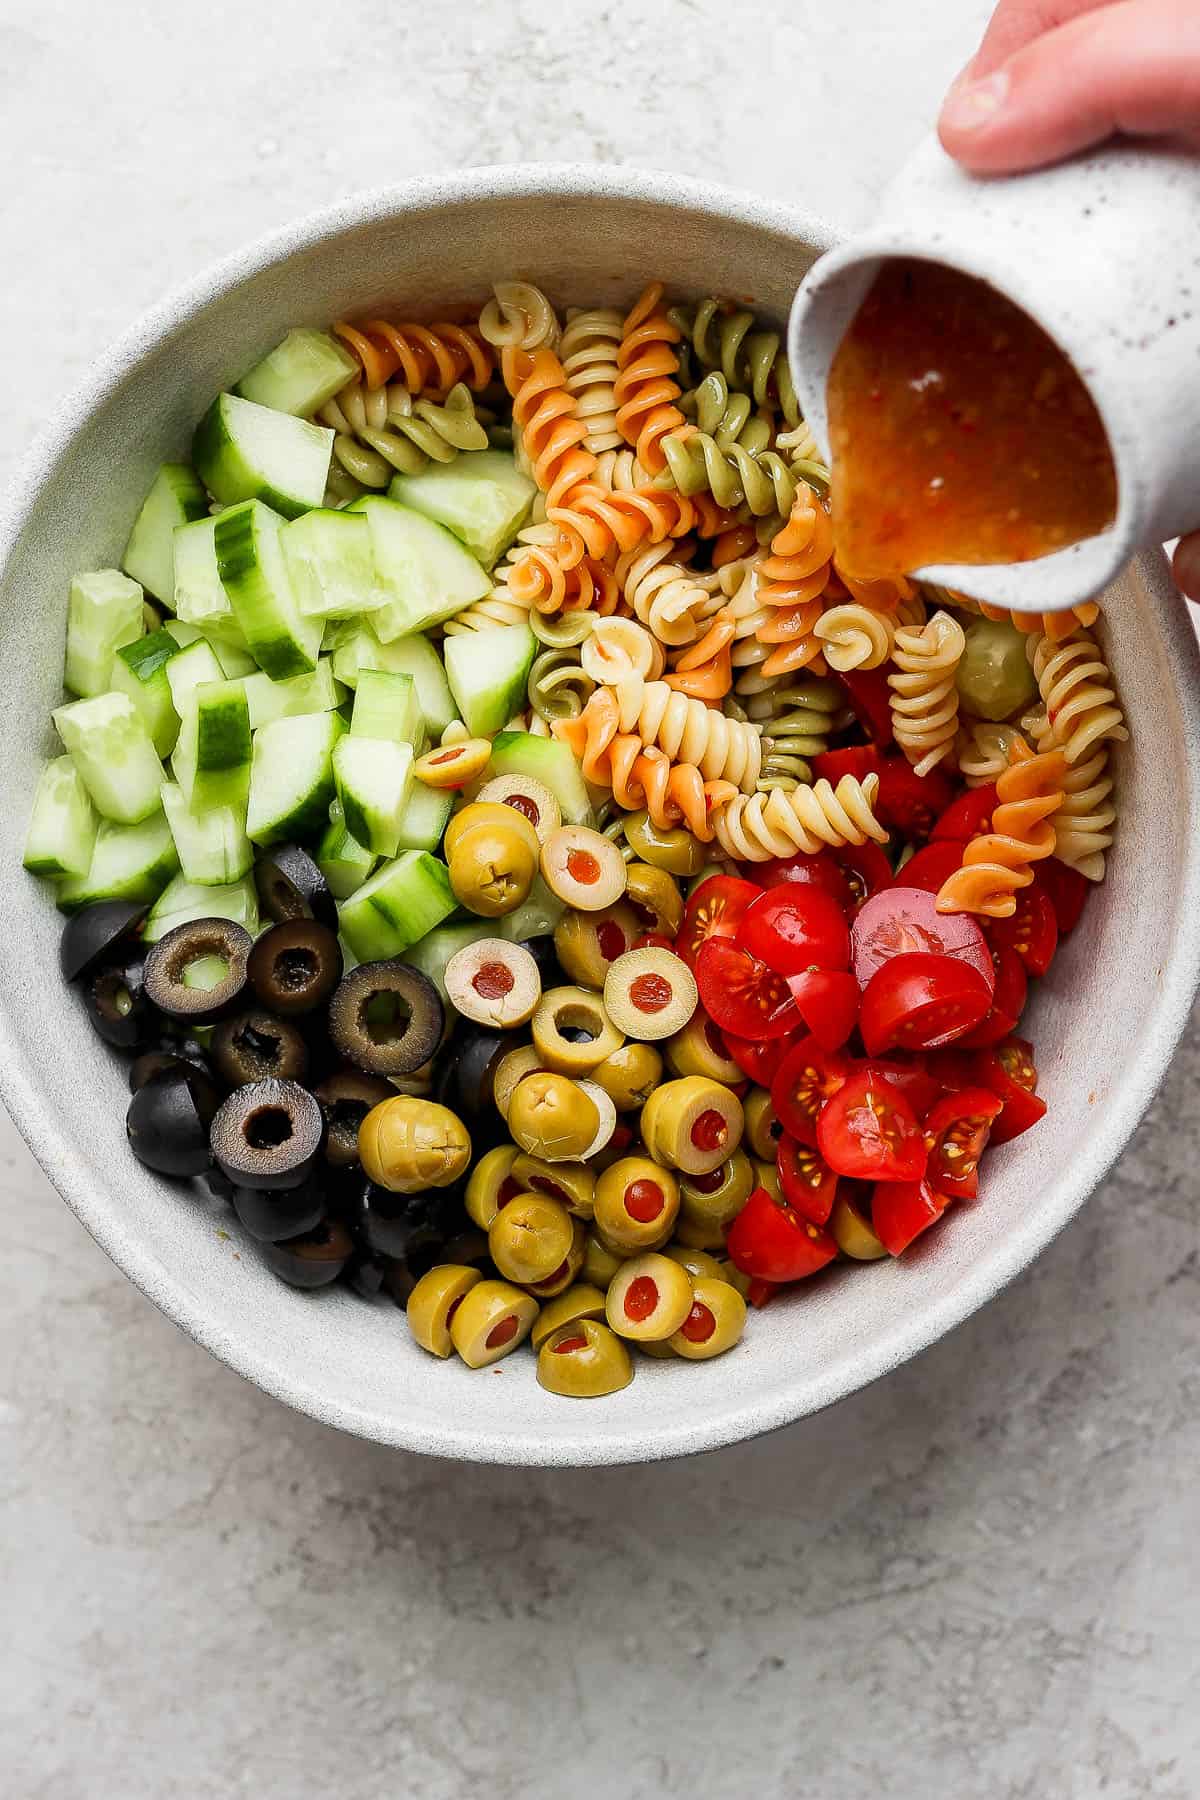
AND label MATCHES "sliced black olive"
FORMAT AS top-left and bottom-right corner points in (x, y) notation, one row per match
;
(247, 919), (343, 1017)
(328, 962), (443, 1077)
(204, 1165), (236, 1202)
(84, 955), (153, 1050)
(263, 1218), (354, 1289)
(441, 1227), (492, 1271)
(142, 919), (252, 1023)
(60, 900), (147, 983)
(211, 1009), (309, 1087)
(520, 936), (565, 989)
(344, 1249), (392, 1300)
(230, 1175), (325, 1243)
(313, 1069), (395, 1167)
(126, 1066), (218, 1178)
(130, 1046), (218, 1092)
(210, 1078), (324, 1190)
(432, 1024), (507, 1121)
(337, 1176), (463, 1263)
(254, 844), (337, 933)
